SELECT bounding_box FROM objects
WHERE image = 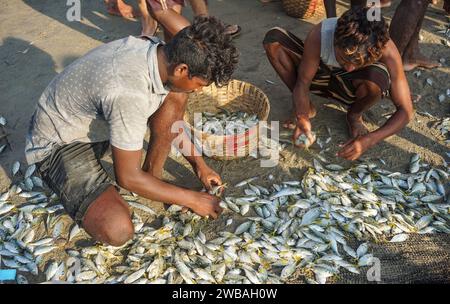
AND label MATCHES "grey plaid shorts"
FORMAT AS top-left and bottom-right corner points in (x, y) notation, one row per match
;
(37, 141), (115, 225)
